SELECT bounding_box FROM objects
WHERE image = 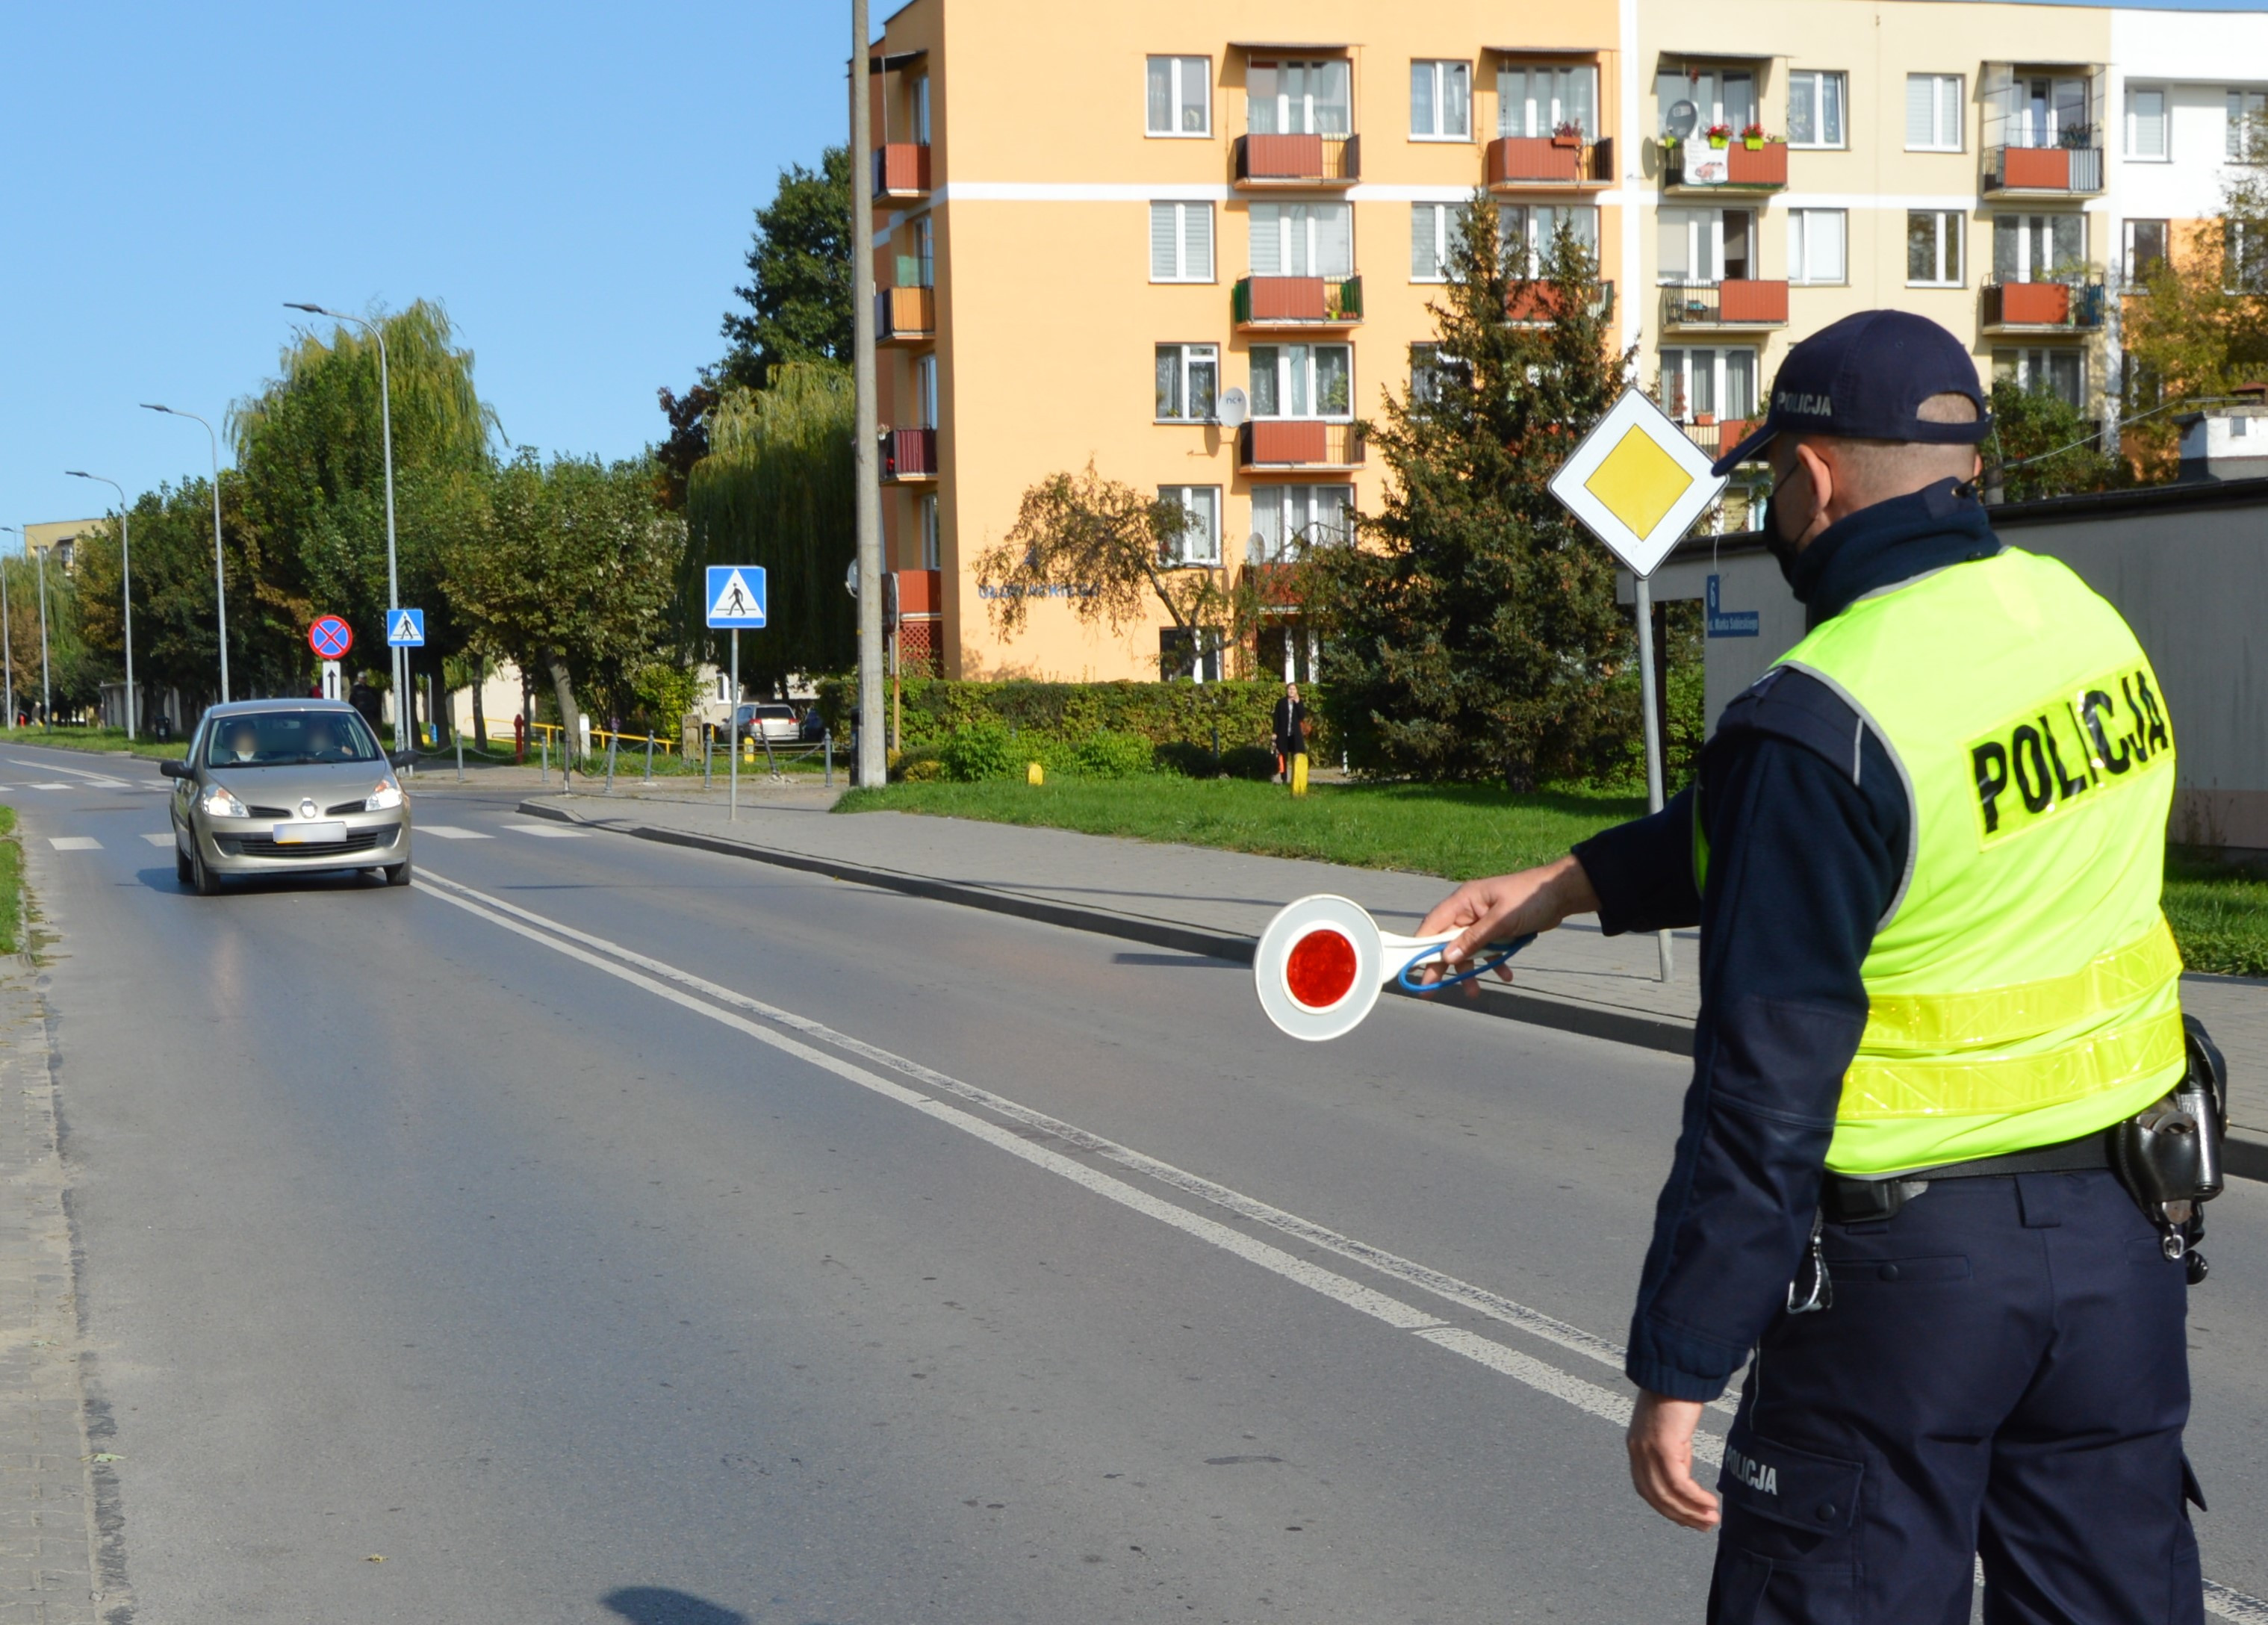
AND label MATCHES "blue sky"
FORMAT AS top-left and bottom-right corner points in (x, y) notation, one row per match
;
(0, 1), (854, 528)
(4, 1), (2264, 530)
